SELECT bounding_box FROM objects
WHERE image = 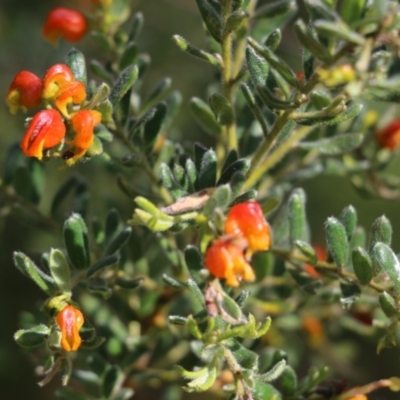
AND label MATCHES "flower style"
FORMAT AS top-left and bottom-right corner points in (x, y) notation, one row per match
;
(20, 109), (66, 160)
(375, 119), (400, 150)
(54, 81), (87, 117)
(42, 64), (75, 101)
(43, 8), (87, 46)
(204, 237), (255, 287)
(224, 201), (271, 254)
(6, 71), (43, 114)
(65, 110), (102, 164)
(56, 305), (84, 352)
